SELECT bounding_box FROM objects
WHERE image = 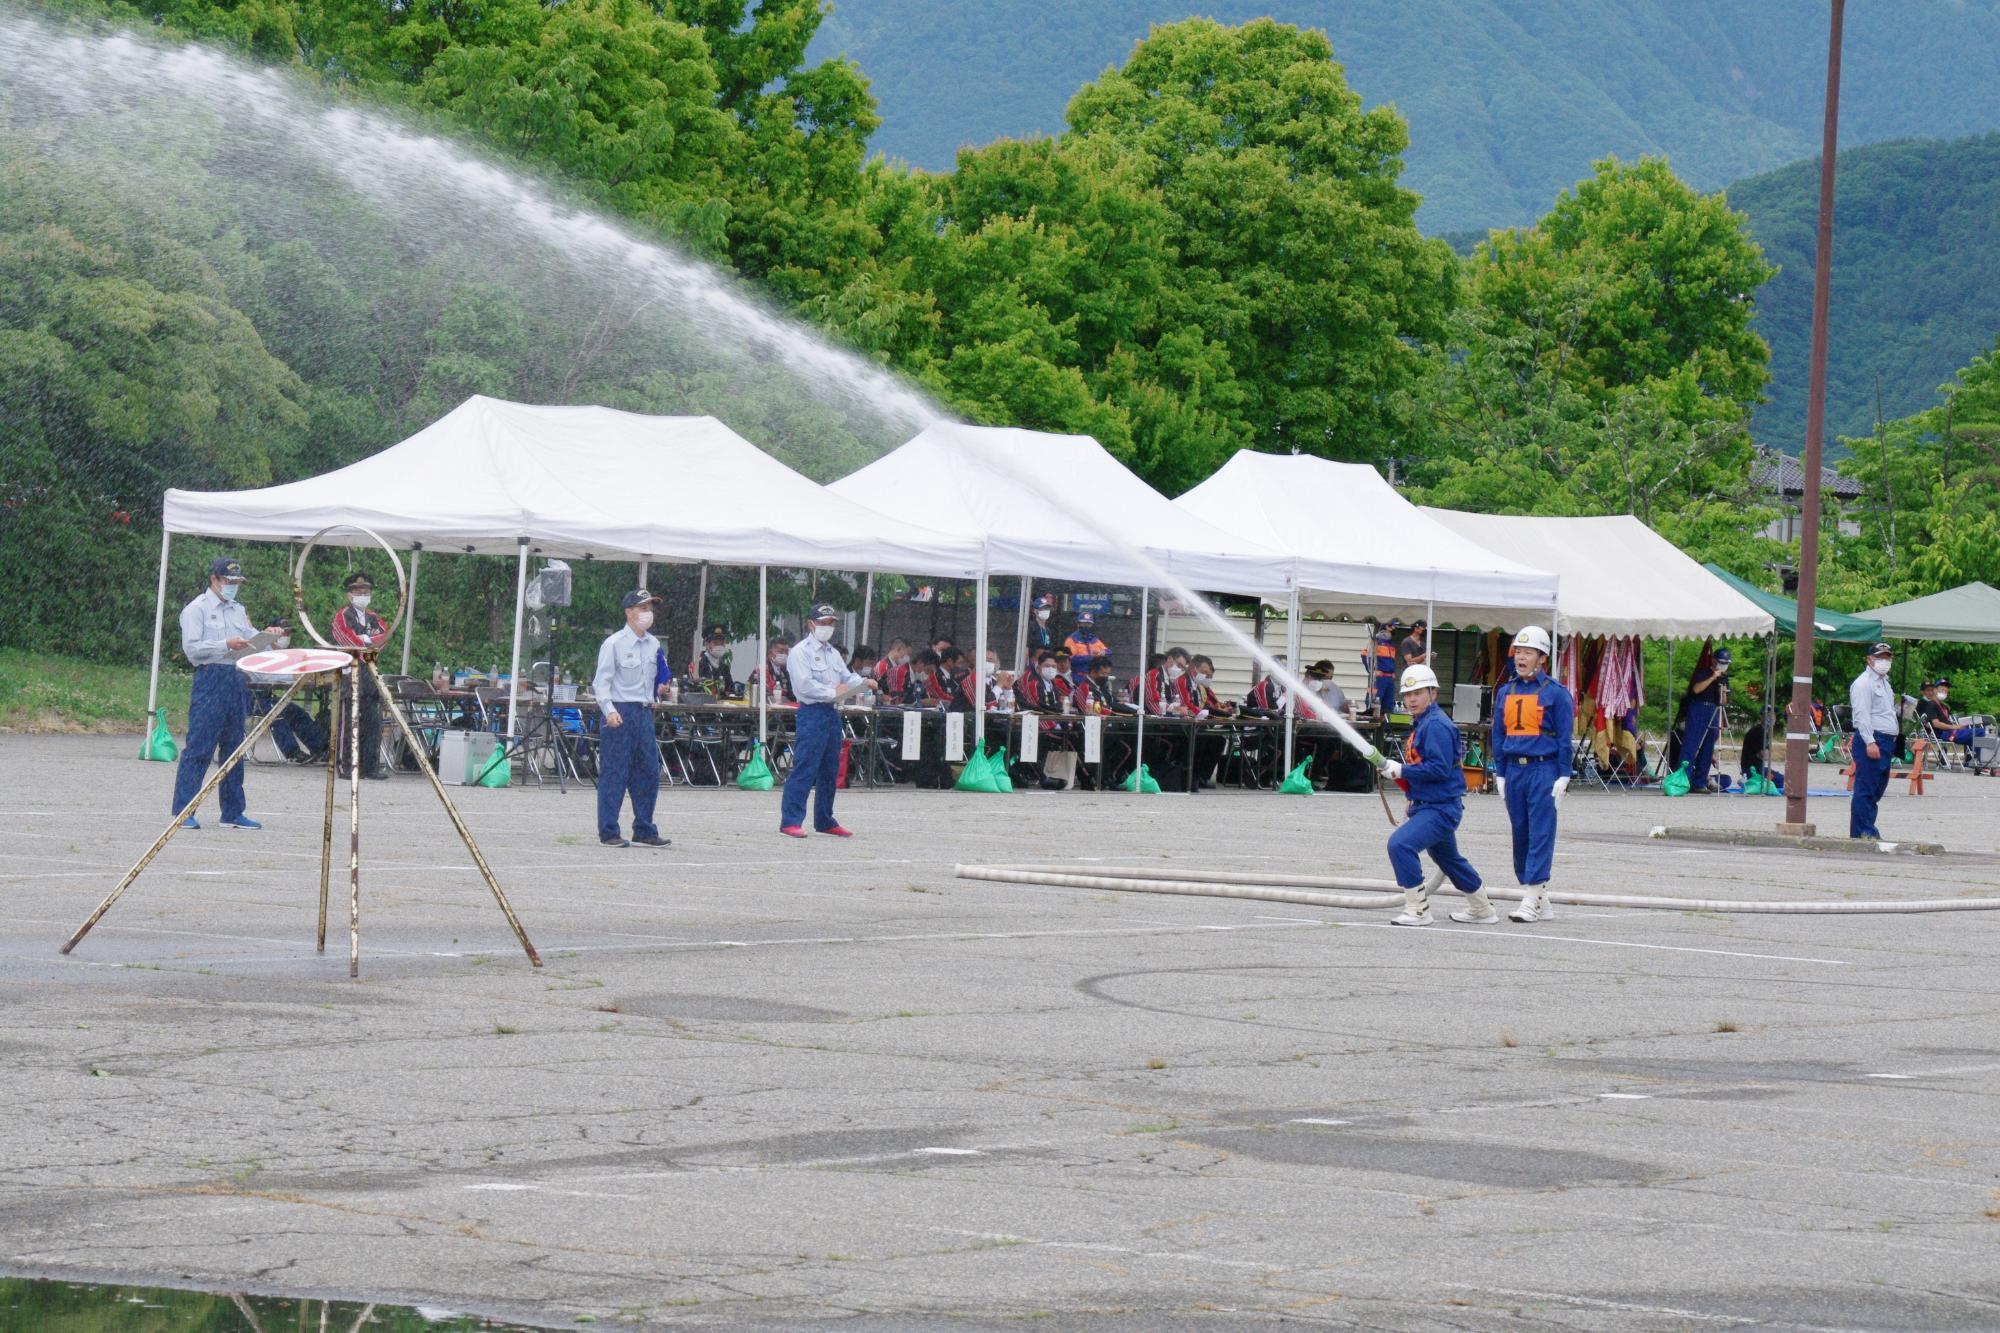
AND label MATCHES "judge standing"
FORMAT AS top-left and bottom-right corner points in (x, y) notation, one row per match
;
(780, 603), (875, 838)
(170, 556), (286, 829)
(330, 571), (391, 780)
(592, 590), (670, 849)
